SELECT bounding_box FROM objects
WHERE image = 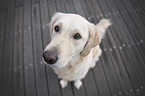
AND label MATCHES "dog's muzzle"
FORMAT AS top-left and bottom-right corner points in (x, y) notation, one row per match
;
(42, 50), (58, 64)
